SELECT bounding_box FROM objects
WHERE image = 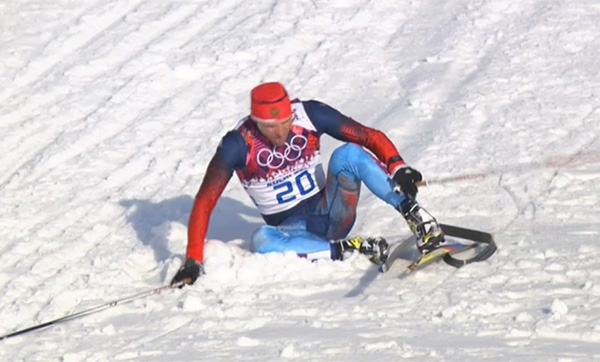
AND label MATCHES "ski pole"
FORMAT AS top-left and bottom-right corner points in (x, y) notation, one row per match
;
(0, 282), (183, 341)
(412, 149), (600, 187)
